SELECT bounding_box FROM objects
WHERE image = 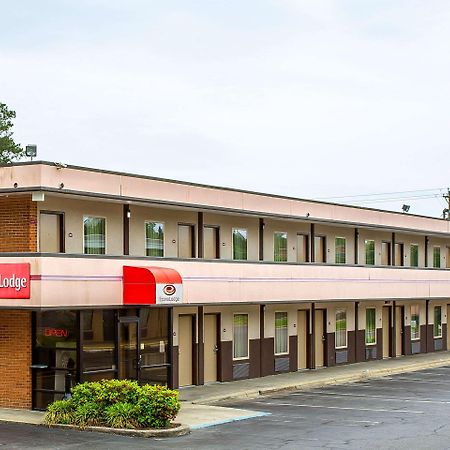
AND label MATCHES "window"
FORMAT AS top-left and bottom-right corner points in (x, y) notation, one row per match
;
(433, 246), (441, 268)
(83, 216), (105, 254)
(335, 309), (347, 348)
(365, 240), (375, 265)
(296, 234), (309, 263)
(410, 305), (420, 340)
(145, 222), (164, 257)
(365, 308), (376, 345)
(82, 310), (116, 381)
(410, 244), (419, 267)
(335, 237), (346, 264)
(274, 232), (288, 262)
(233, 314), (249, 359)
(434, 306), (442, 338)
(275, 312), (288, 354)
(232, 229), (248, 260)
(314, 236), (326, 263)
